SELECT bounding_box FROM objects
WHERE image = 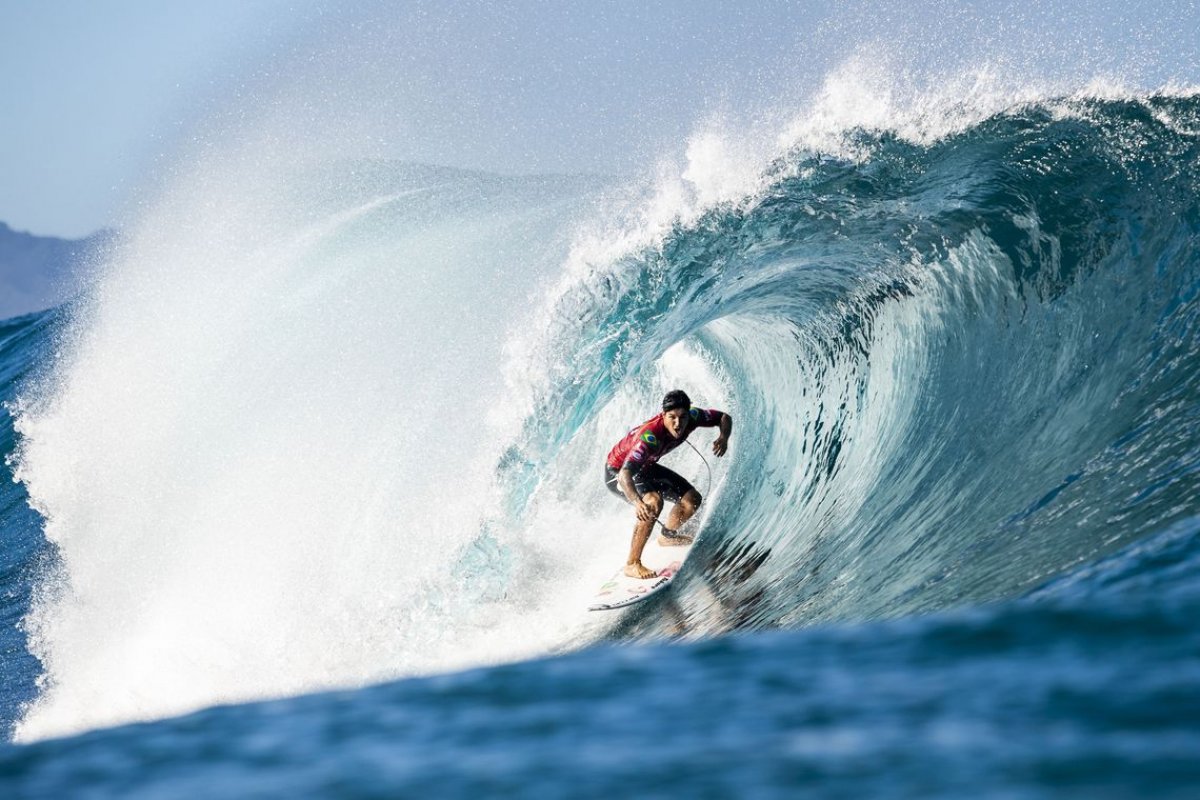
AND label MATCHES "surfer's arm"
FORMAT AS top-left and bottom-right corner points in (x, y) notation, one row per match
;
(616, 467), (640, 503)
(618, 467), (657, 521)
(713, 412), (732, 457)
(688, 407), (732, 455)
